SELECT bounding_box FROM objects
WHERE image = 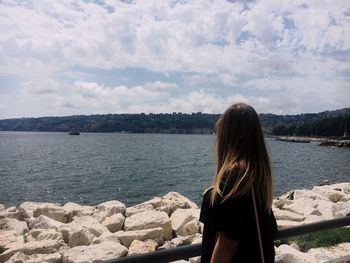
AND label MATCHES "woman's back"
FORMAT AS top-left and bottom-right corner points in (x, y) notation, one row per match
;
(200, 187), (277, 262)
